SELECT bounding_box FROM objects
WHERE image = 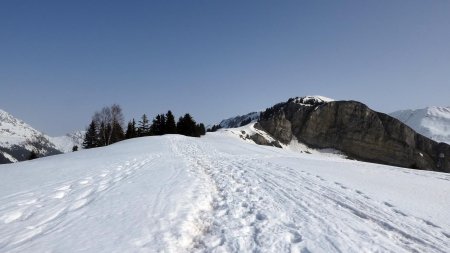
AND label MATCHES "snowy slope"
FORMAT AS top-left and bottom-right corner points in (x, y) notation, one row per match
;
(0, 134), (449, 252)
(49, 131), (85, 153)
(220, 122), (346, 158)
(390, 106), (450, 144)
